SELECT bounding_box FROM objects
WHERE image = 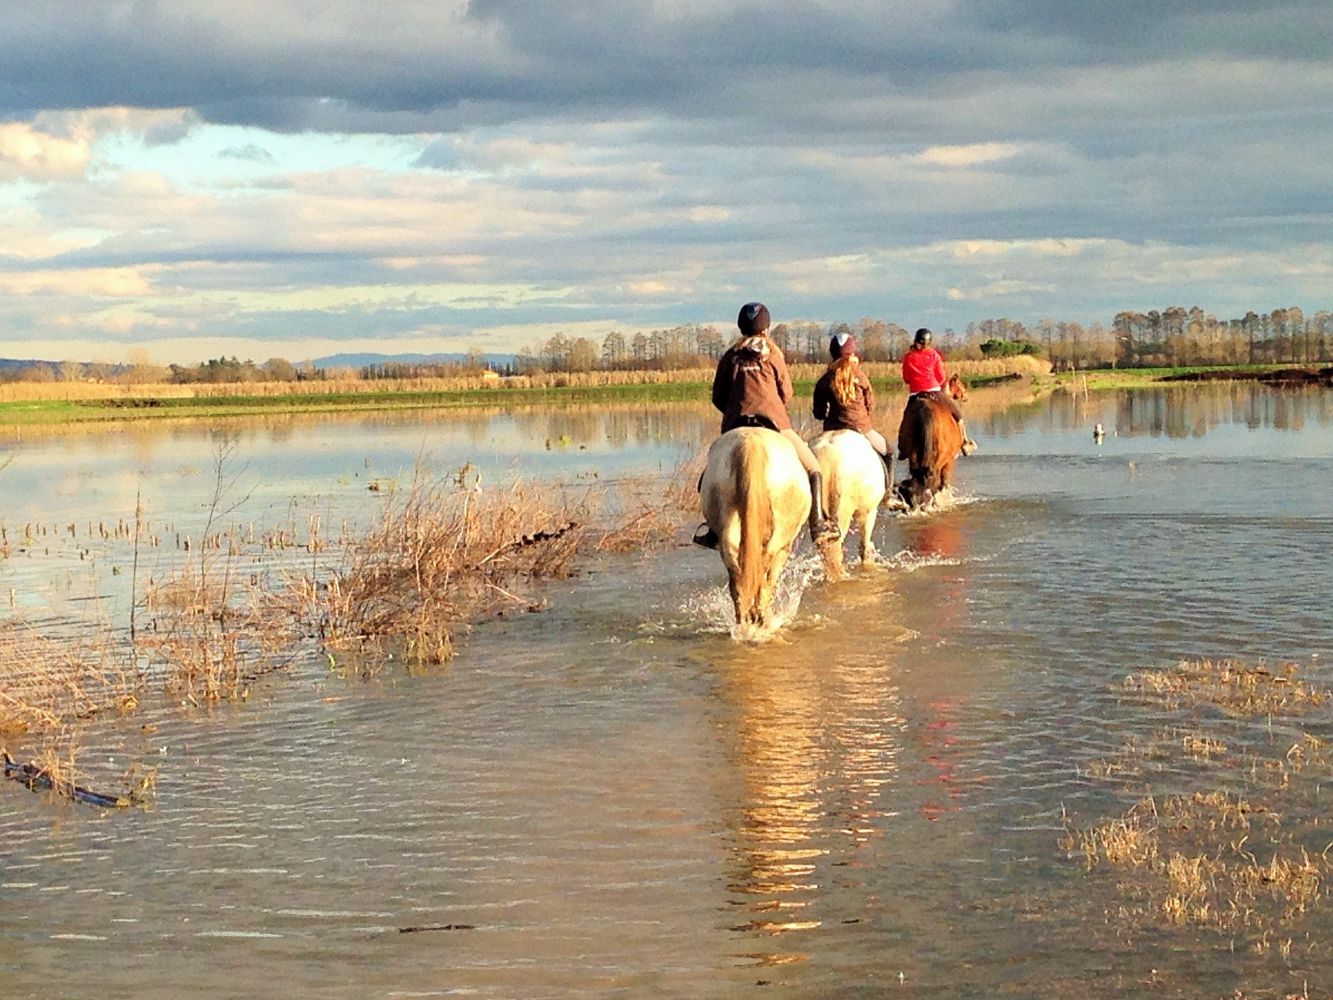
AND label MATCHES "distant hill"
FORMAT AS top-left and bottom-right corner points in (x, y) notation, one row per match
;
(311, 352), (516, 370)
(0, 358), (59, 373)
